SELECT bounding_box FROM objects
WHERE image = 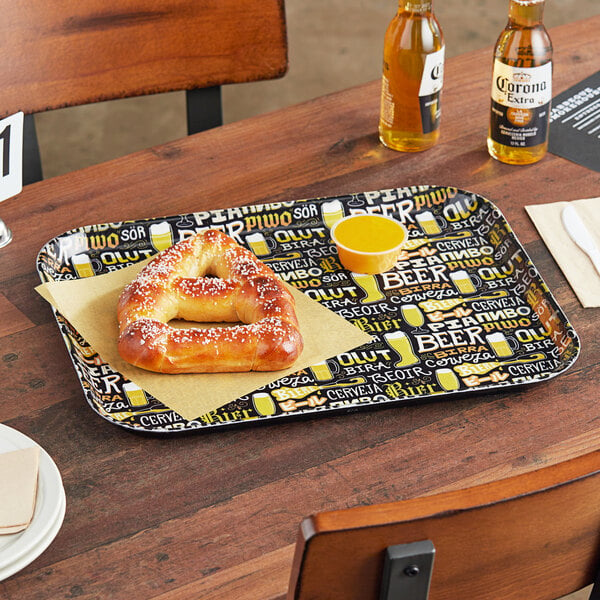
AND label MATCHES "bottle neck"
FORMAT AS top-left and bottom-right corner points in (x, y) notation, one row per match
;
(508, 0), (545, 26)
(399, 0), (433, 14)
